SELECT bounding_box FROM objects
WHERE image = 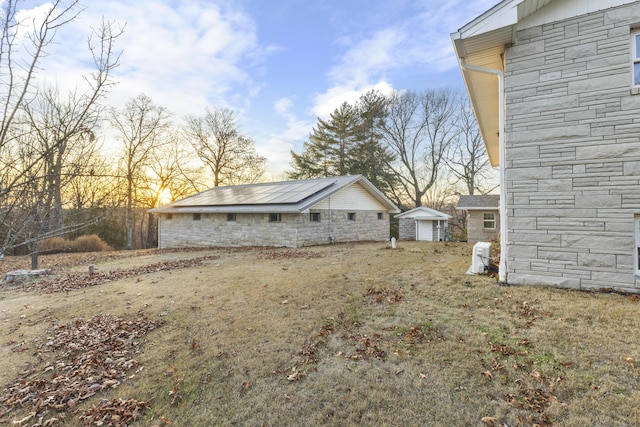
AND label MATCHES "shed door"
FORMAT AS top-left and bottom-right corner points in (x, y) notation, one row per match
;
(416, 220), (433, 241)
